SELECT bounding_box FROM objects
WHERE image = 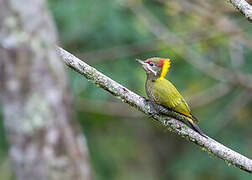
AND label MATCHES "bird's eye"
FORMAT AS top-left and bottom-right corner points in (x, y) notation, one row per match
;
(149, 62), (154, 66)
